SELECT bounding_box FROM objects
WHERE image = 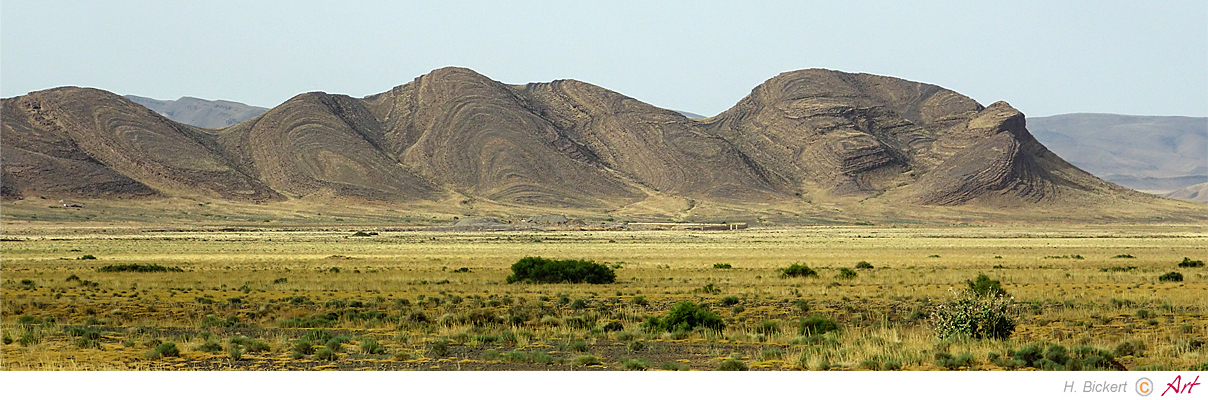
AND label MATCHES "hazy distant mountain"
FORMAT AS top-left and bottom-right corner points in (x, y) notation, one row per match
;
(125, 95), (268, 129)
(3, 68), (1199, 221)
(1165, 182), (1208, 203)
(675, 110), (707, 119)
(1028, 114), (1207, 193)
